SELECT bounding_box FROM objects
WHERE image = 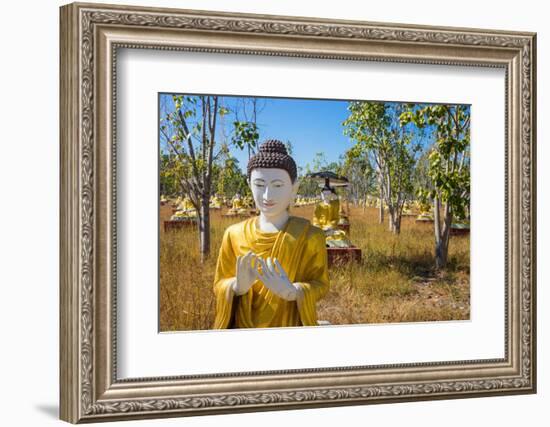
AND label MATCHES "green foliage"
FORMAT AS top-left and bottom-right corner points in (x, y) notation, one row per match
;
(340, 145), (376, 202)
(343, 101), (420, 231)
(400, 104), (470, 220)
(160, 95), (259, 205)
(231, 121), (259, 154)
(159, 154), (182, 196)
(214, 148), (249, 198)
